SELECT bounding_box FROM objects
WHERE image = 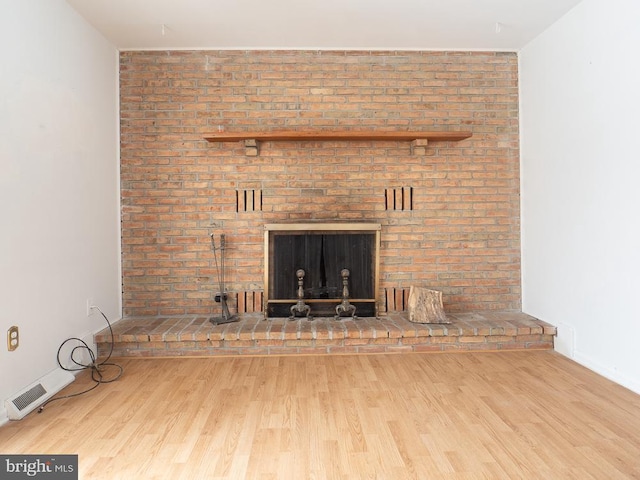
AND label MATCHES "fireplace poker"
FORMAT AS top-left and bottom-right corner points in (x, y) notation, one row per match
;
(209, 233), (238, 325)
